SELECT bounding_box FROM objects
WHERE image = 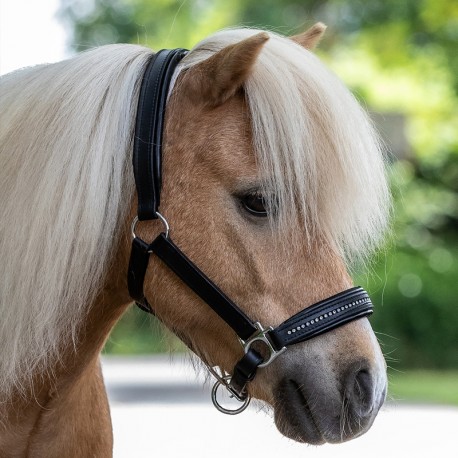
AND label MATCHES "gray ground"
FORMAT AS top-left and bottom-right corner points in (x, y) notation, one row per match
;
(102, 355), (457, 458)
